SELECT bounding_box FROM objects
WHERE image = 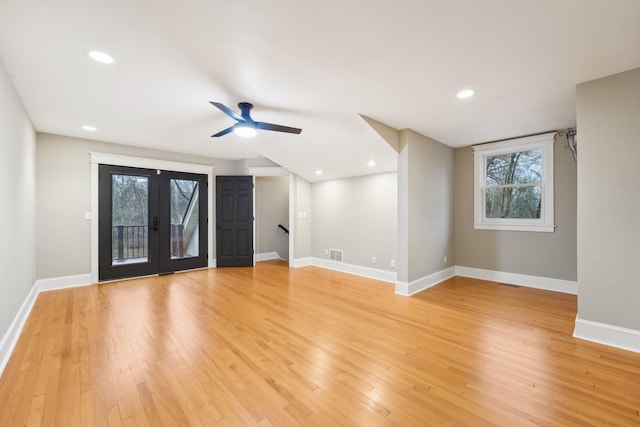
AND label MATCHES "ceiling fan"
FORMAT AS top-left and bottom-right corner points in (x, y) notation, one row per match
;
(210, 102), (302, 138)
